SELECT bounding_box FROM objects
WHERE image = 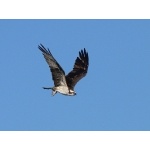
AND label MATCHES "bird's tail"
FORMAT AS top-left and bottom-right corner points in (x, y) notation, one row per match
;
(43, 87), (57, 96)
